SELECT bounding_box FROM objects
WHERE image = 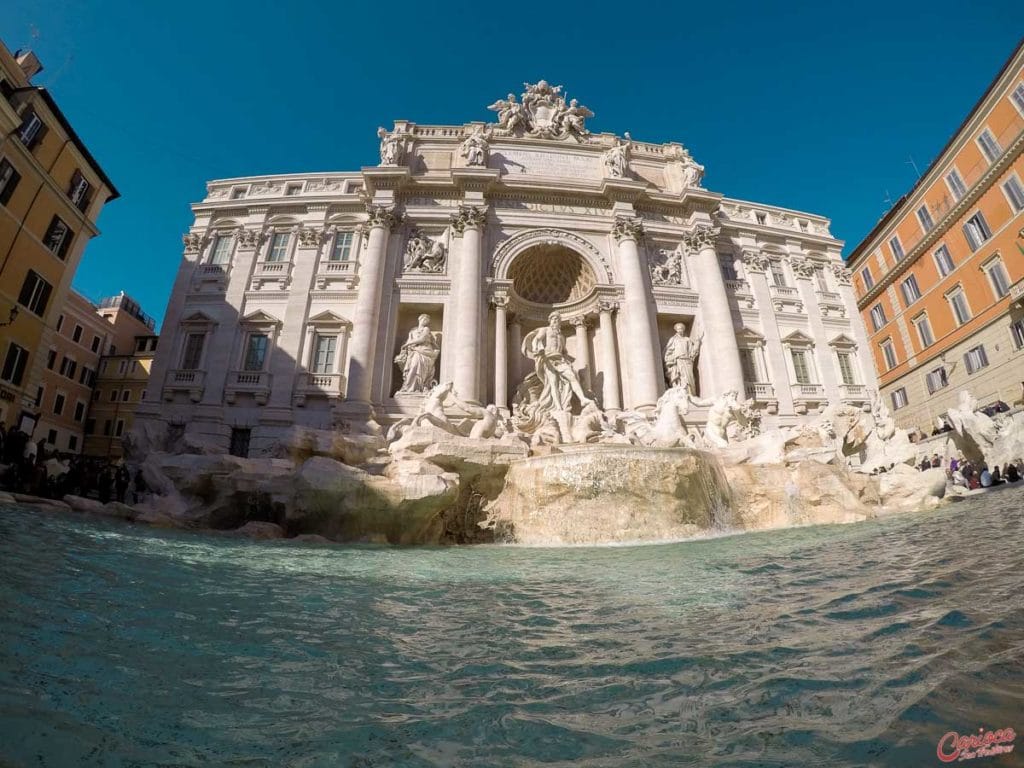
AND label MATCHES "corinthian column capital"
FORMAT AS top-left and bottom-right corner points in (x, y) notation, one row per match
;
(830, 262), (852, 285)
(611, 215), (644, 243)
(451, 205), (487, 234)
(365, 203), (400, 230)
(740, 249), (770, 273)
(682, 223), (720, 252)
